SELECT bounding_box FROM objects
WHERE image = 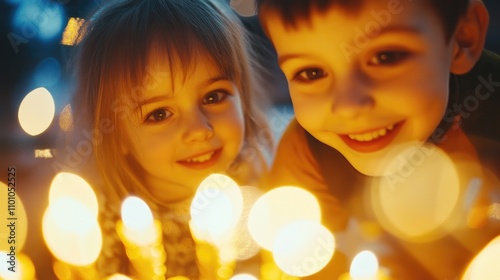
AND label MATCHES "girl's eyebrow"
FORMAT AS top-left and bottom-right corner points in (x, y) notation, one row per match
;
(134, 95), (168, 111)
(134, 75), (231, 111)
